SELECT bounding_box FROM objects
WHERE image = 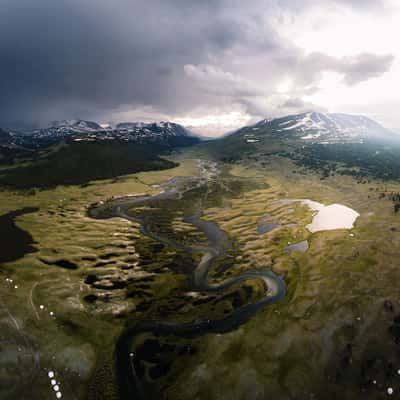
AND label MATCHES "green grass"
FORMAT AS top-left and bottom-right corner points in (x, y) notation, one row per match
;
(0, 159), (200, 399)
(2, 151), (400, 399)
(143, 156), (400, 400)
